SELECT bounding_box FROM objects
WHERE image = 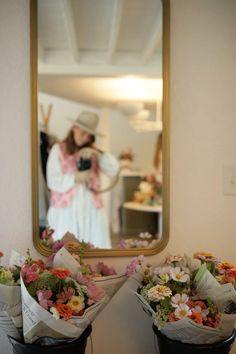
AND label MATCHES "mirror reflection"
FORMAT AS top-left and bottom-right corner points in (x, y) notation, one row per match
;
(37, 0), (164, 252)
